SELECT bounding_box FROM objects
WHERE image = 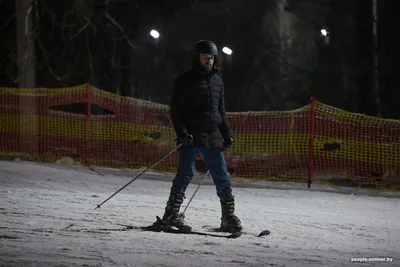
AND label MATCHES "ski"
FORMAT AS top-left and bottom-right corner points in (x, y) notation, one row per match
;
(202, 225), (271, 237)
(62, 224), (240, 238)
(116, 223), (242, 239)
(202, 224), (238, 233)
(62, 222), (268, 239)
